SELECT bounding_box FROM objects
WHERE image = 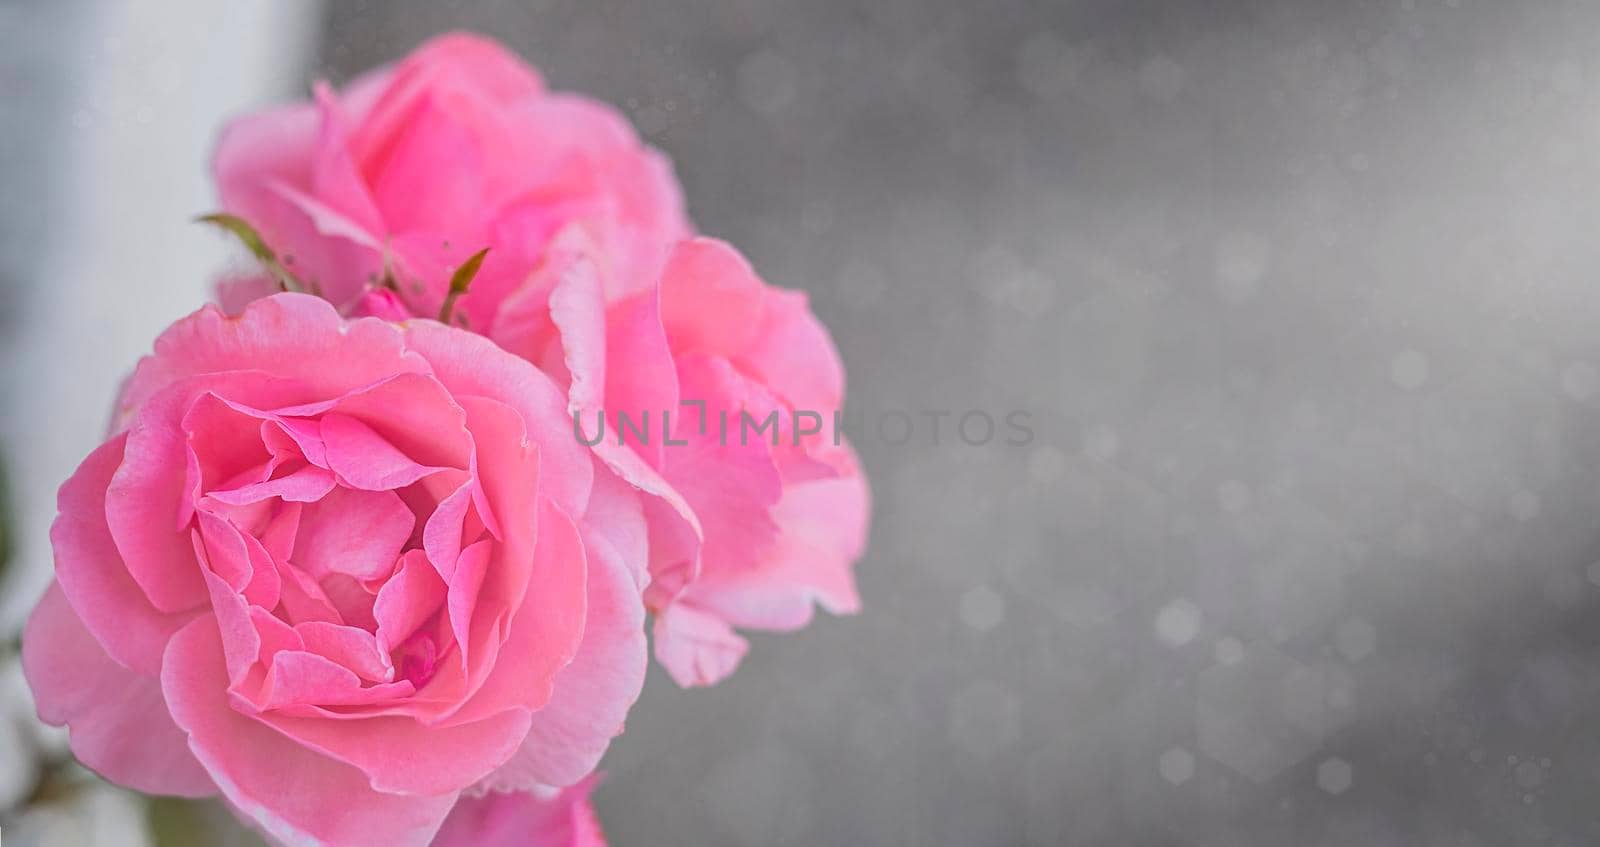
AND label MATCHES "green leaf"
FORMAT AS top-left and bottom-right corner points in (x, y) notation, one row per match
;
(196, 213), (274, 263)
(437, 247), (490, 324)
(195, 213), (304, 293)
